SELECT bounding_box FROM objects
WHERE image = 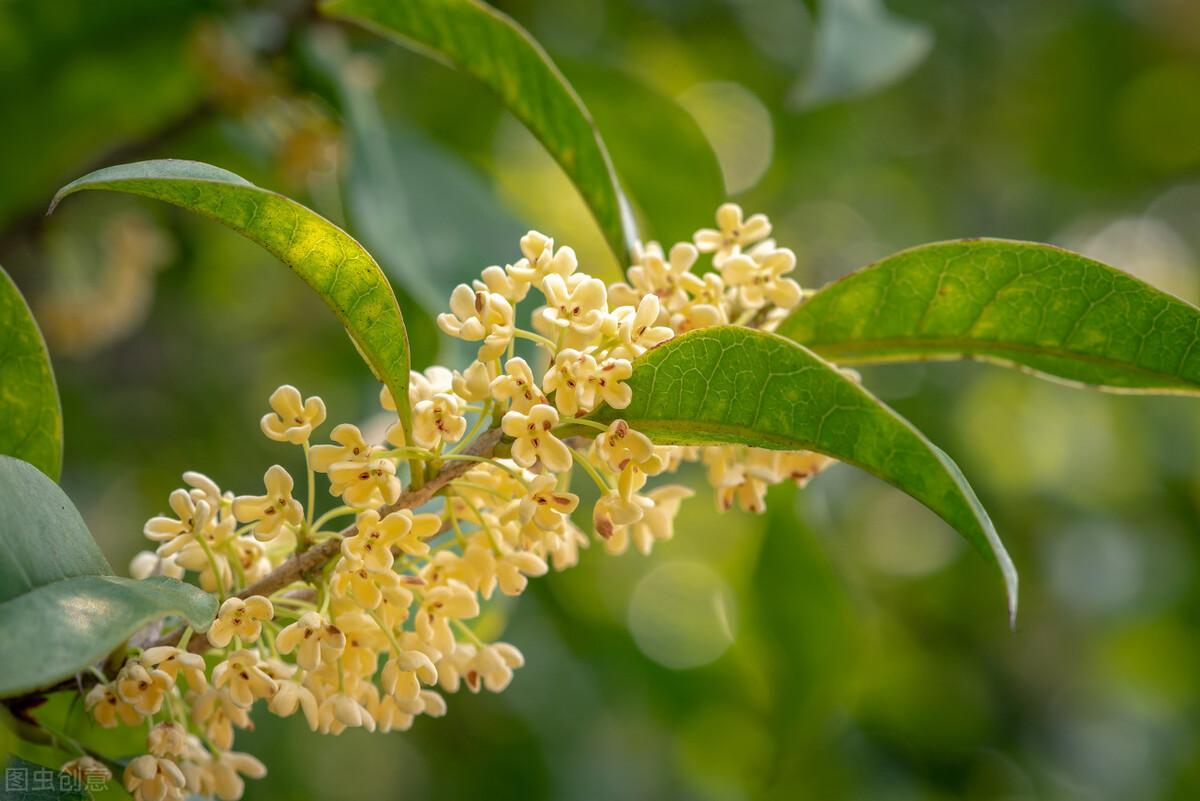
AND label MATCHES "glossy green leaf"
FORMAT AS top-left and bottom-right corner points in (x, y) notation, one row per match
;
(0, 455), (108, 604)
(0, 456), (217, 698)
(0, 575), (216, 698)
(0, 266), (62, 481)
(779, 239), (1200, 394)
(49, 159), (412, 438)
(322, 0), (639, 263)
(586, 326), (1017, 618)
